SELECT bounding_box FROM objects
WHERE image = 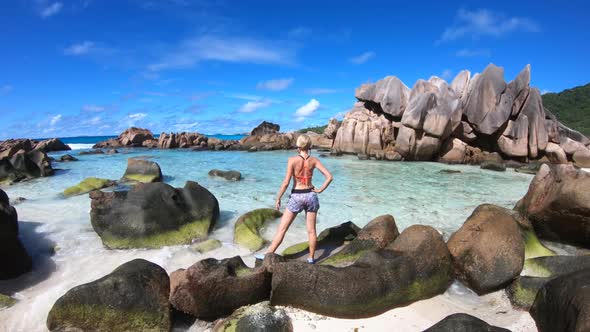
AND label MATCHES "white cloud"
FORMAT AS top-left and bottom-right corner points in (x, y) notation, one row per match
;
(295, 99), (320, 121)
(237, 99), (272, 113)
(438, 9), (539, 43)
(455, 48), (491, 57)
(128, 113), (147, 120)
(256, 78), (294, 91)
(541, 89), (552, 95)
(349, 51), (375, 64)
(83, 116), (102, 126)
(148, 35), (295, 71)
(305, 88), (339, 95)
(0, 85), (13, 96)
(50, 114), (62, 126)
(64, 41), (95, 56)
(82, 104), (105, 112)
(40, 2), (63, 18)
